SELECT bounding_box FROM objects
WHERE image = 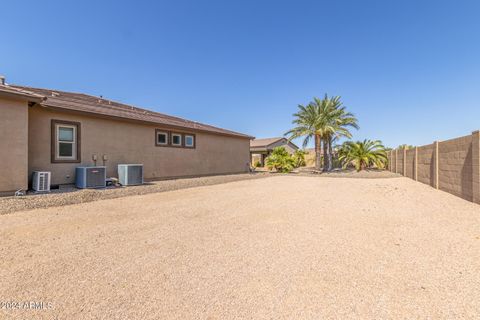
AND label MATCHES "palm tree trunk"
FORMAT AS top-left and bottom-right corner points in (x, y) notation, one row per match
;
(315, 135), (321, 171)
(323, 138), (329, 172)
(327, 138), (333, 171)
